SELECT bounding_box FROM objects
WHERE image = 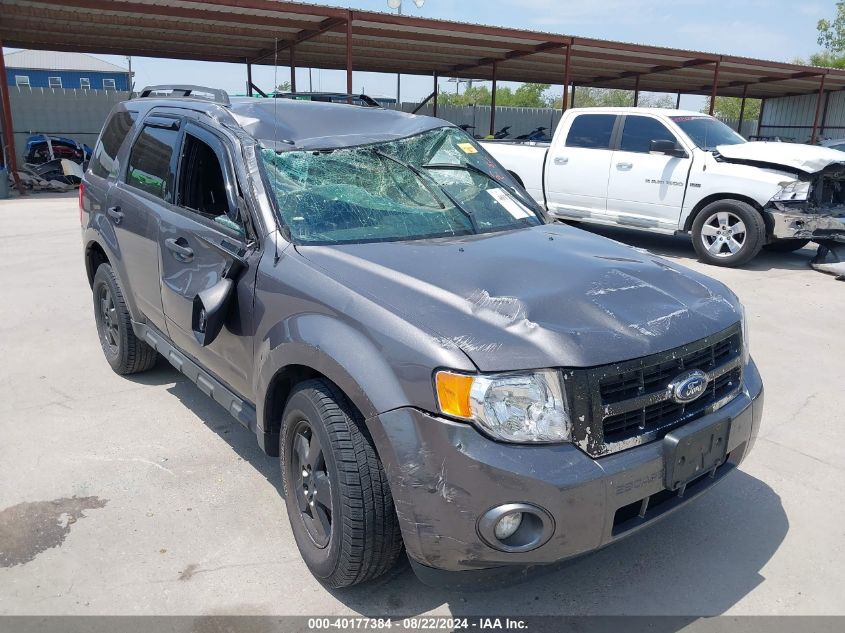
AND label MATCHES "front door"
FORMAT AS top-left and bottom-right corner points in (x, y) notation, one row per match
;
(545, 112), (617, 219)
(606, 114), (693, 230)
(156, 121), (258, 400)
